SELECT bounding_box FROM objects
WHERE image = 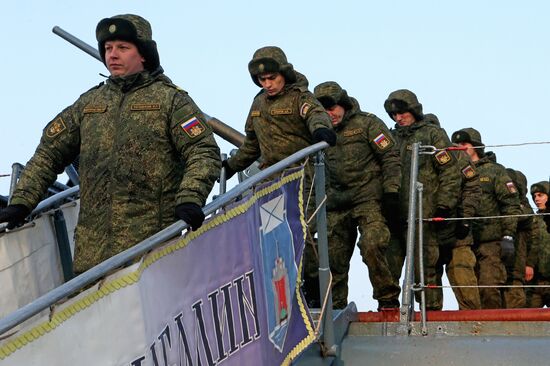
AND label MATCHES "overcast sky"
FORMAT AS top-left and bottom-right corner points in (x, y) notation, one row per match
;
(2, 1), (549, 310)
